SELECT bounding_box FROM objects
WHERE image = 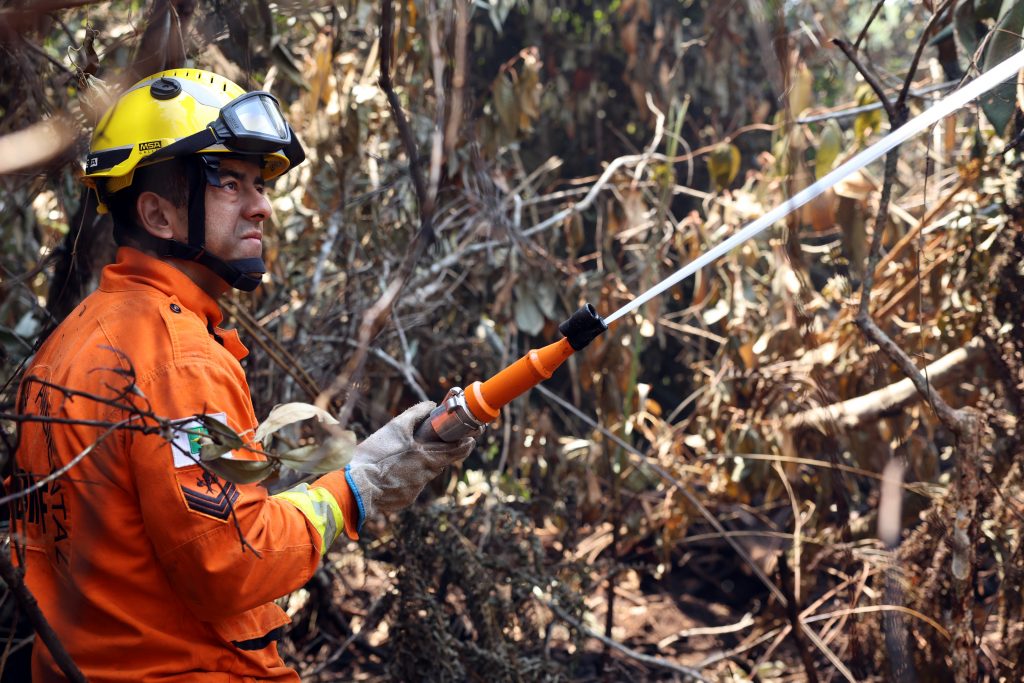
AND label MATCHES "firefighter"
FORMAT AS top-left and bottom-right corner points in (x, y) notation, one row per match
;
(14, 68), (474, 681)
